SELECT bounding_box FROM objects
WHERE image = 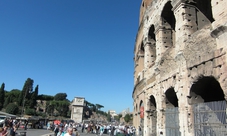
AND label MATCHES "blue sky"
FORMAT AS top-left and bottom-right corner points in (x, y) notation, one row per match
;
(0, 1), (141, 114)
